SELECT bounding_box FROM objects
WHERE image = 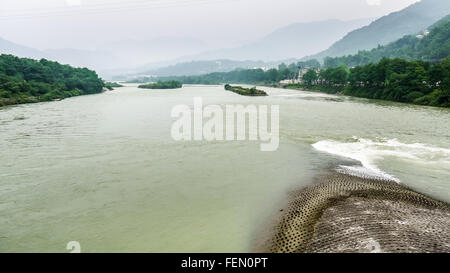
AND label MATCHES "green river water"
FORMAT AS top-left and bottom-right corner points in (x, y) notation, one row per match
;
(0, 84), (449, 252)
